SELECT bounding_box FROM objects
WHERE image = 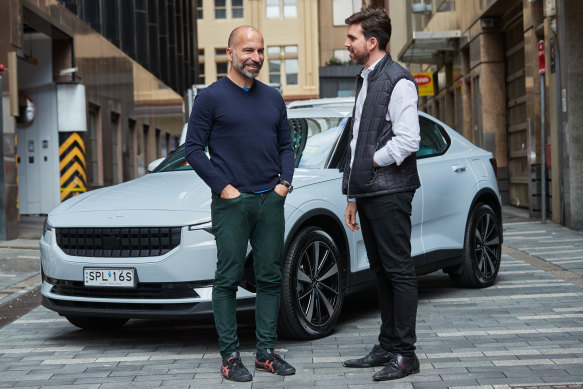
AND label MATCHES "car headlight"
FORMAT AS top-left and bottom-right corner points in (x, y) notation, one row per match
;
(43, 219), (53, 237)
(188, 220), (212, 234)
